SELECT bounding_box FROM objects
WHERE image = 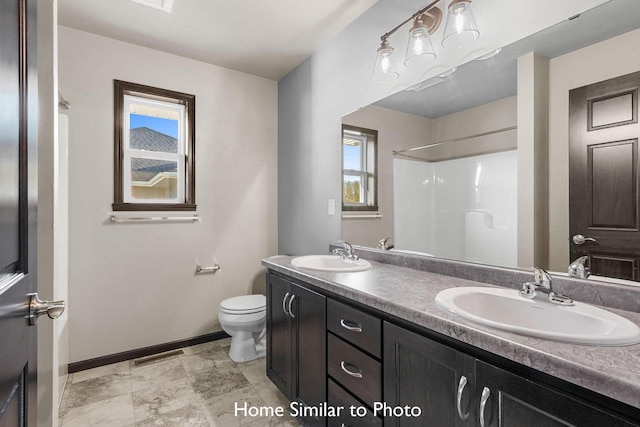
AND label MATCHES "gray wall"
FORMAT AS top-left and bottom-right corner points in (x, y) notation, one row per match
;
(277, 0), (607, 255)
